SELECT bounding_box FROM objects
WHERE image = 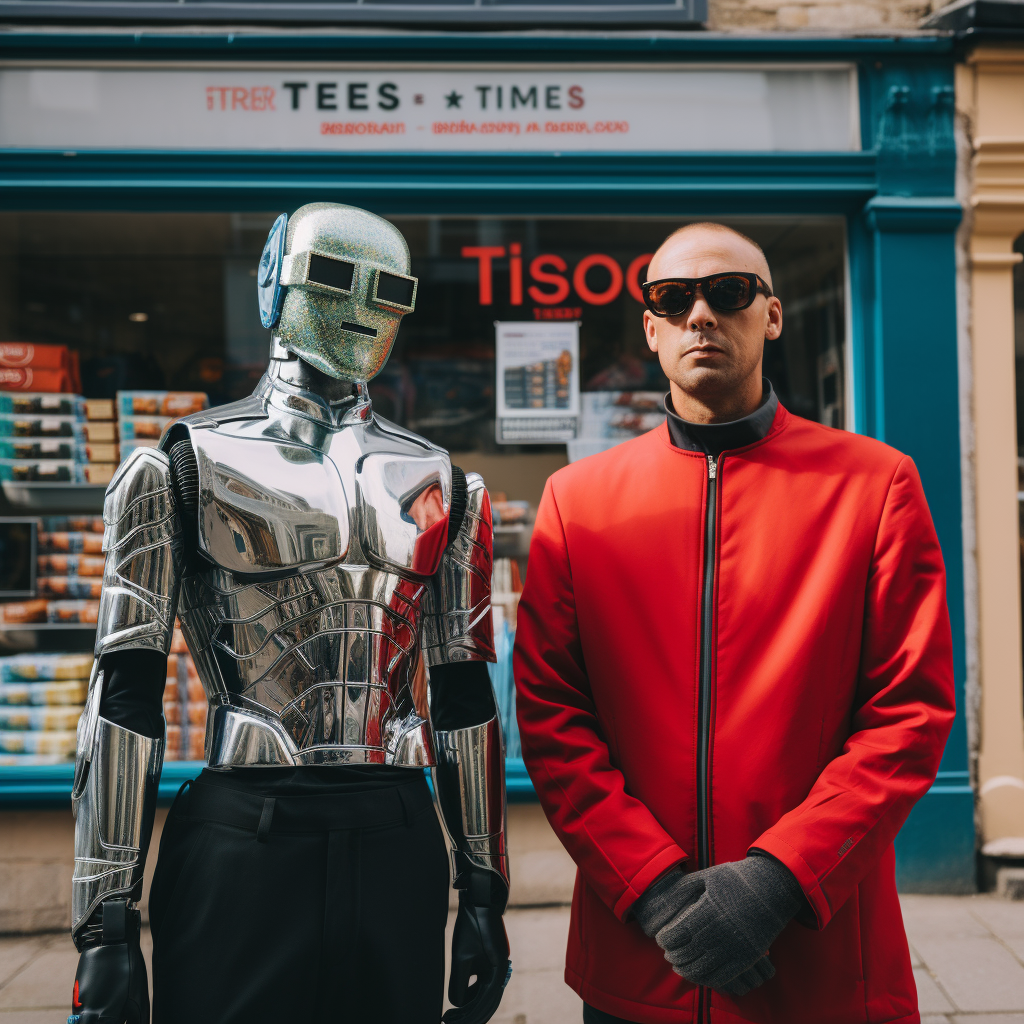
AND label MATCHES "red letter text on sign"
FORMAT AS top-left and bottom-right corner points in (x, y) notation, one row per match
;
(573, 254), (623, 305)
(528, 254), (570, 305)
(461, 246), (506, 306)
(626, 253), (654, 303)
